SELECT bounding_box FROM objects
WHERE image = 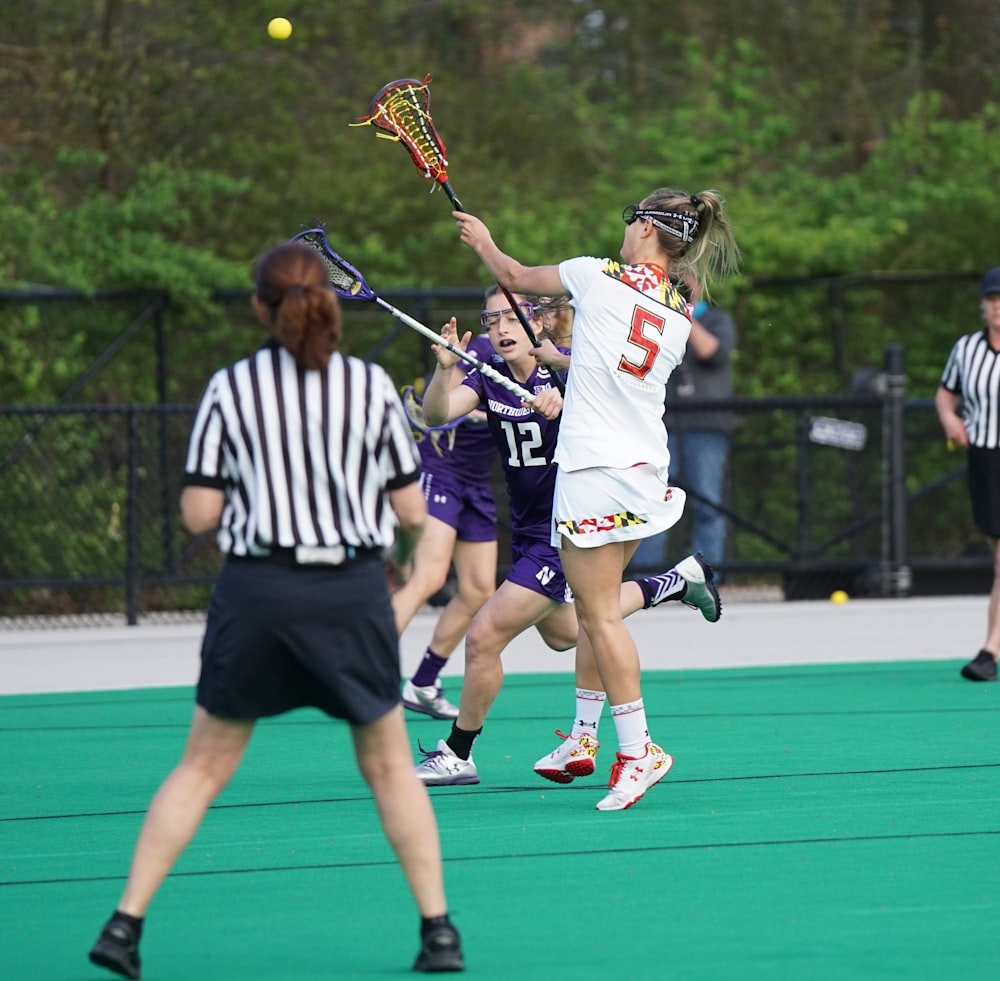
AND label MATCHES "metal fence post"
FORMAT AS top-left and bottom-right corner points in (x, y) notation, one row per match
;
(795, 409), (811, 558)
(155, 299), (175, 573)
(881, 344), (911, 596)
(126, 406), (141, 624)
